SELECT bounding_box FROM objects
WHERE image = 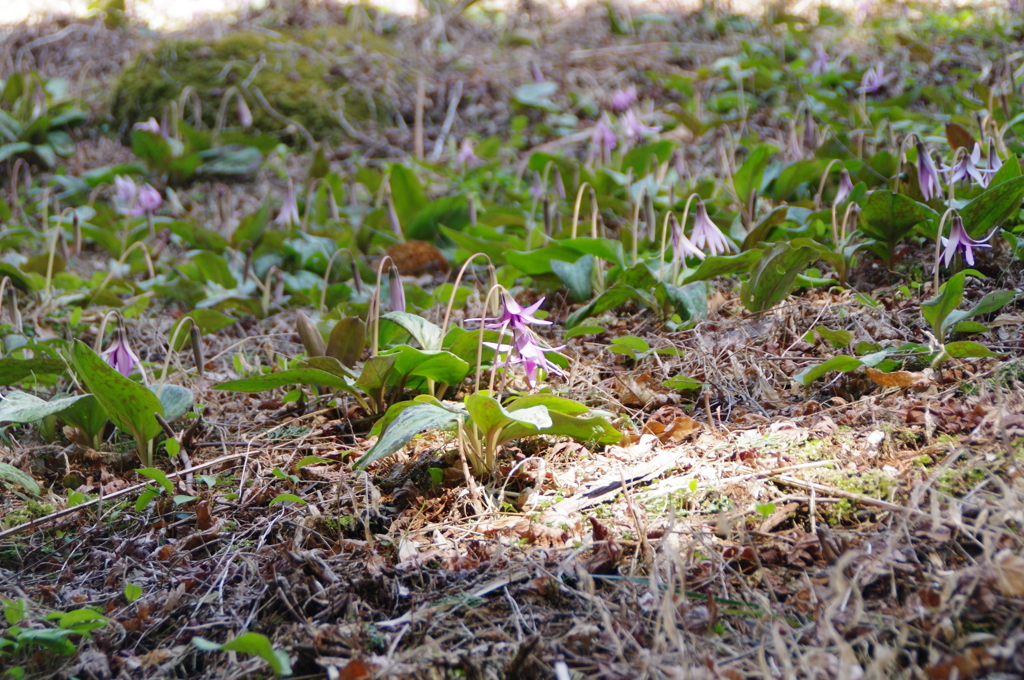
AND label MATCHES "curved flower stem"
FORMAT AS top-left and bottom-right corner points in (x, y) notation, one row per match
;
(440, 252), (494, 340)
(569, 182), (594, 239)
(933, 207), (960, 292)
(815, 159), (846, 212)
